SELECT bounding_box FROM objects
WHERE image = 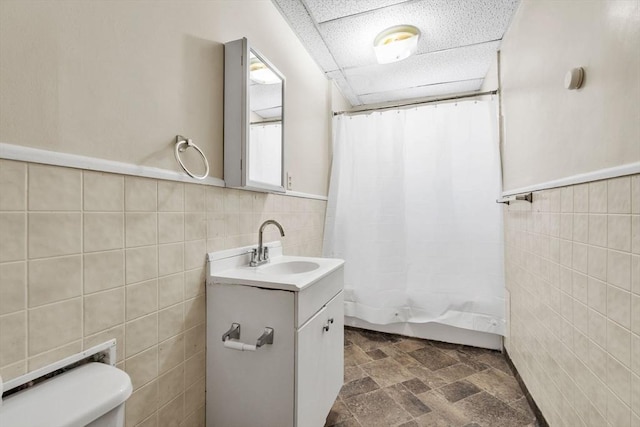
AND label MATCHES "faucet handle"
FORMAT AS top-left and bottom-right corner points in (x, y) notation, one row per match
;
(249, 248), (258, 266)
